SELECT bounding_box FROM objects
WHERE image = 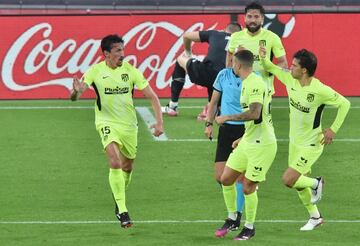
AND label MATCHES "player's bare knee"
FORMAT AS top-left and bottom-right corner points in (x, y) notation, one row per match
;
(214, 162), (225, 183)
(108, 156), (121, 169)
(215, 172), (222, 183)
(121, 159), (133, 172)
(122, 166), (132, 172)
(109, 161), (121, 169)
(243, 181), (257, 195)
(243, 186), (252, 195)
(220, 176), (233, 186)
